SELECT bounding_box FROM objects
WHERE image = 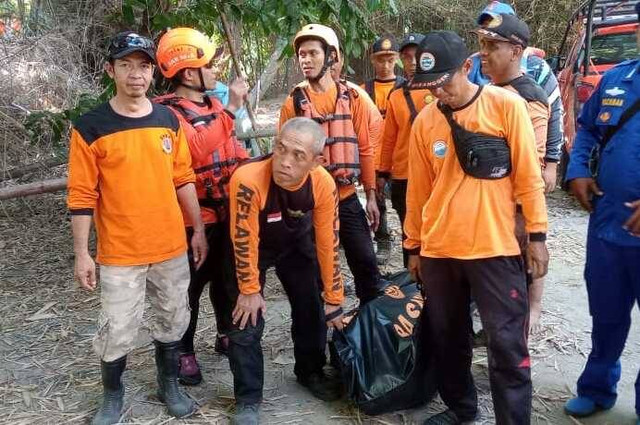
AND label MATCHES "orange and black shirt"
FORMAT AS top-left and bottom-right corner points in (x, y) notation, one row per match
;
(361, 76), (405, 118)
(229, 156), (343, 305)
(496, 75), (550, 166)
(404, 85), (547, 260)
(378, 85), (433, 180)
(67, 102), (195, 266)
